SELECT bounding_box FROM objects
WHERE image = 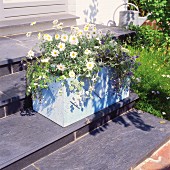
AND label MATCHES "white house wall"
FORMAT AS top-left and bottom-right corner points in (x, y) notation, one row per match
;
(68, 0), (127, 26)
